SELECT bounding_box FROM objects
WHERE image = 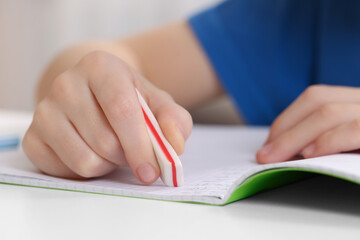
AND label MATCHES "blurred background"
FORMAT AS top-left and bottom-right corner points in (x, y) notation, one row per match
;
(0, 0), (242, 124)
